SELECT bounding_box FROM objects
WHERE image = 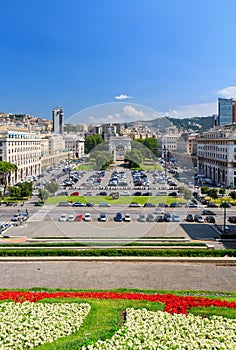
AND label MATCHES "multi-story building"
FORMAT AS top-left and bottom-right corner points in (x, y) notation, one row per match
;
(218, 98), (236, 125)
(40, 134), (67, 168)
(158, 132), (181, 158)
(64, 134), (84, 159)
(52, 107), (64, 134)
(197, 125), (236, 187)
(0, 126), (41, 185)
